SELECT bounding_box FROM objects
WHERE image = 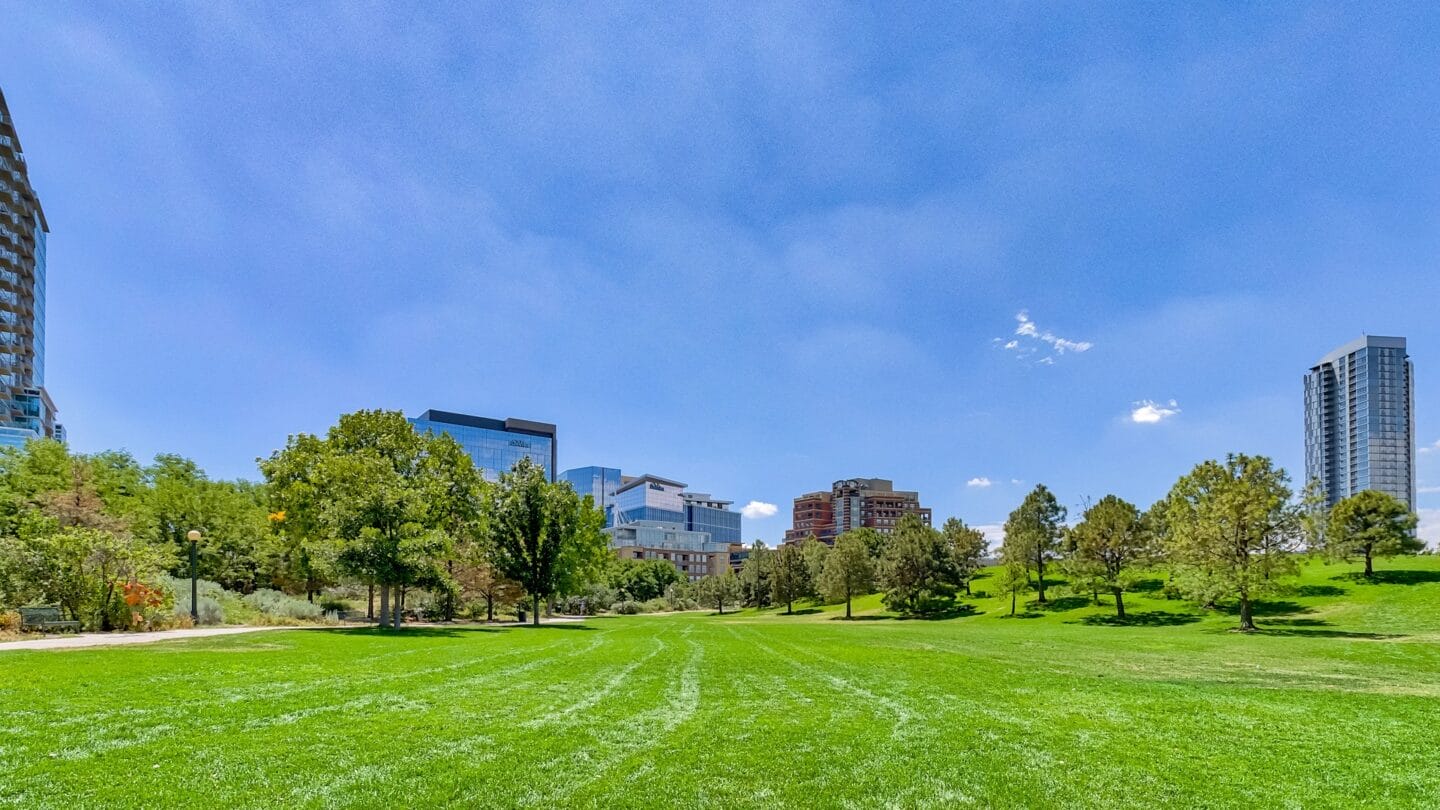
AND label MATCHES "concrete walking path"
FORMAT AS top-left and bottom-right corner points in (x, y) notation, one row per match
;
(0, 625), (317, 652)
